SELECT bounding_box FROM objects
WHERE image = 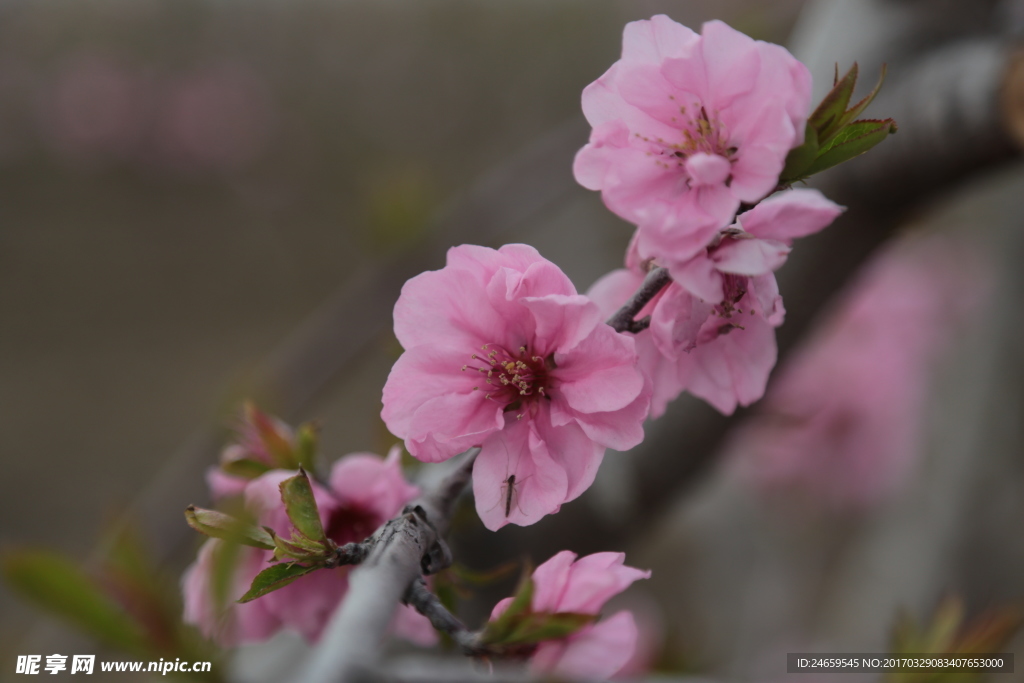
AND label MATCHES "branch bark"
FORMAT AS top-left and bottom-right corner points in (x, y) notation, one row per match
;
(606, 267), (671, 333)
(403, 578), (486, 656)
(292, 449), (478, 683)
